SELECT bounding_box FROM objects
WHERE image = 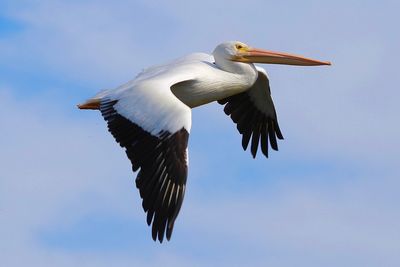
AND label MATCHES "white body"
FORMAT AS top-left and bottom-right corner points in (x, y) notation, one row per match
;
(95, 48), (260, 136)
(79, 41), (330, 242)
